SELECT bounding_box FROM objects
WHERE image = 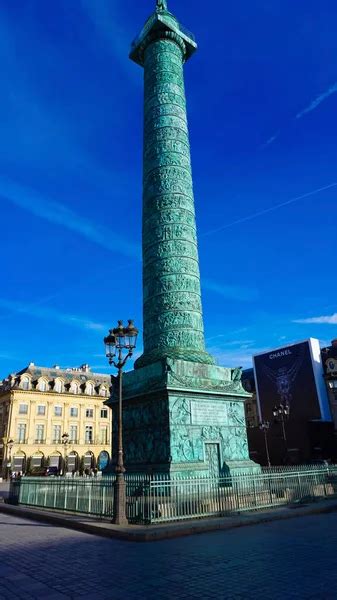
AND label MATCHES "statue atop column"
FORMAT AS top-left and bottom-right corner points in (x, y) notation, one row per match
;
(156, 0), (168, 11)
